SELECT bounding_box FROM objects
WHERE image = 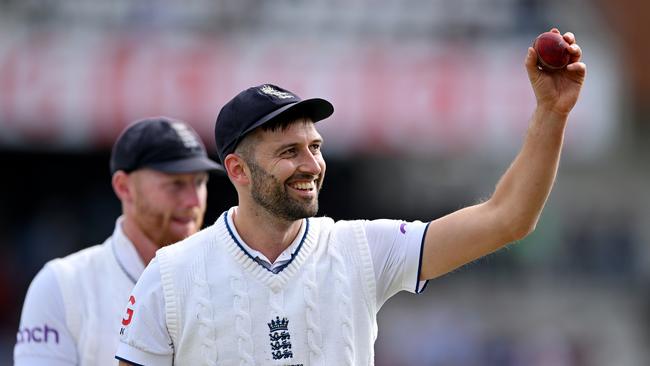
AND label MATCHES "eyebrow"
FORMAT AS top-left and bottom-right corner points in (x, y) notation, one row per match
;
(273, 143), (298, 155)
(273, 138), (323, 154)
